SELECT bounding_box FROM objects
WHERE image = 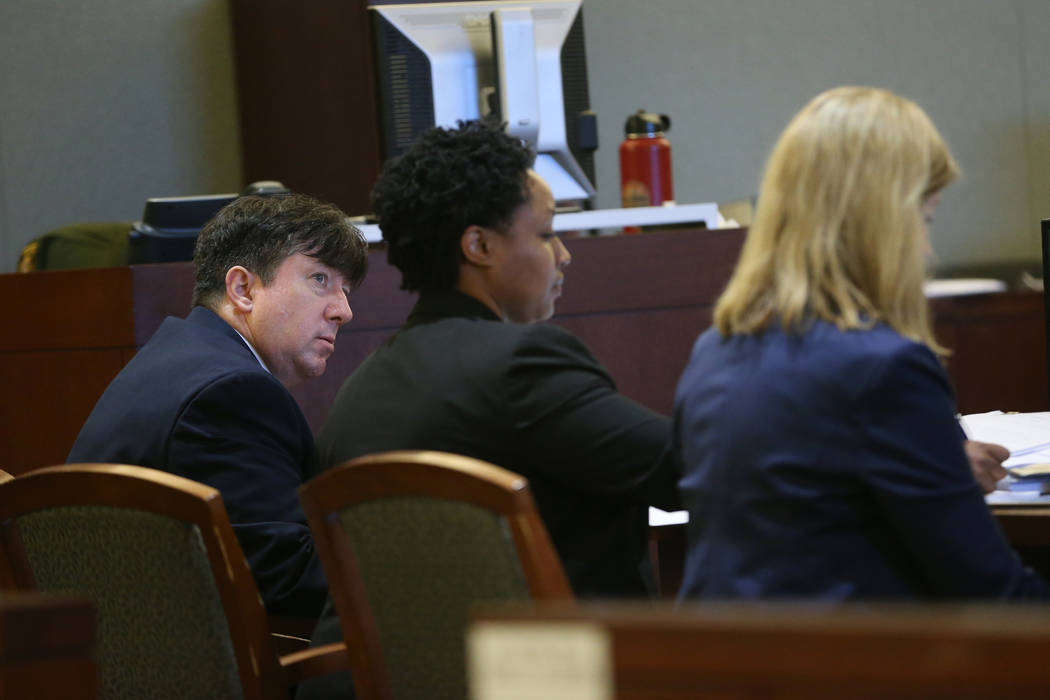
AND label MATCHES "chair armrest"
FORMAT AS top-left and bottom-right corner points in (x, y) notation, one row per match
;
(280, 642), (351, 686)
